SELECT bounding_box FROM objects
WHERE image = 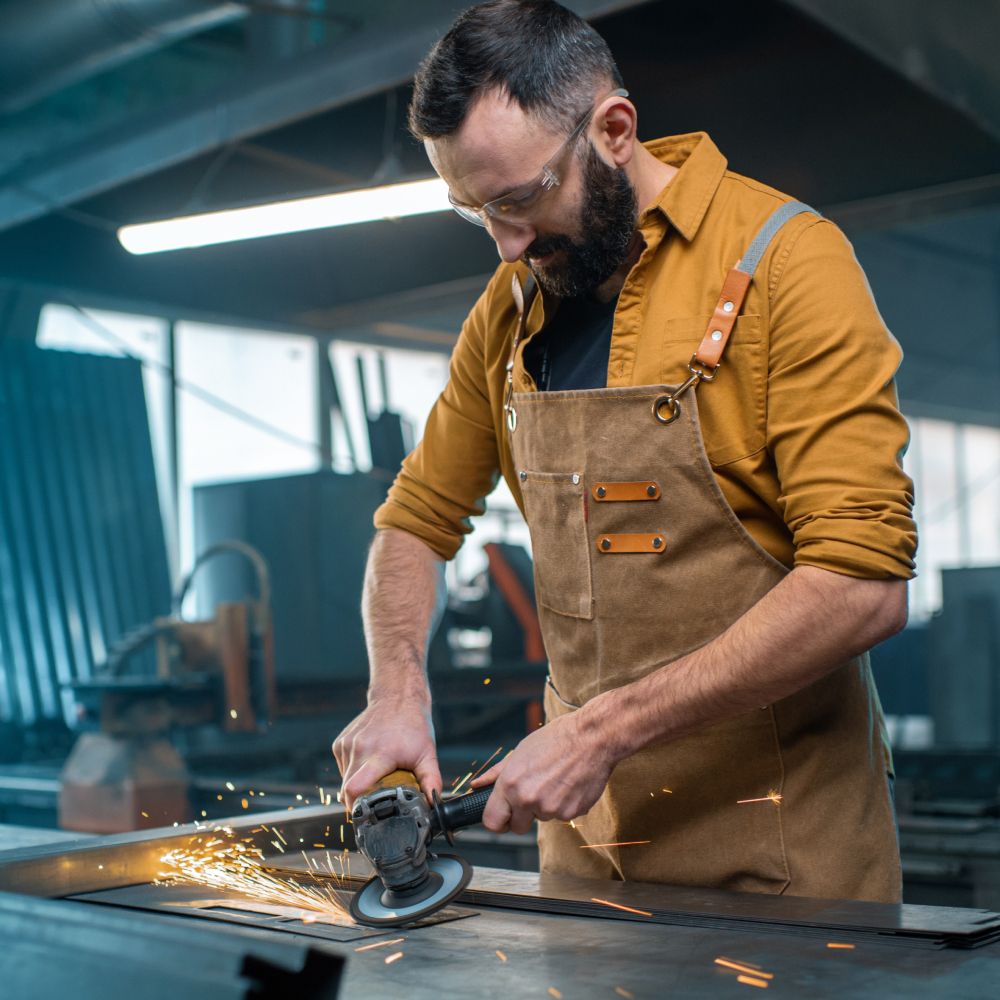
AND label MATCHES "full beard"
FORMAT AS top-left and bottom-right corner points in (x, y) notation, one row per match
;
(523, 142), (638, 299)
